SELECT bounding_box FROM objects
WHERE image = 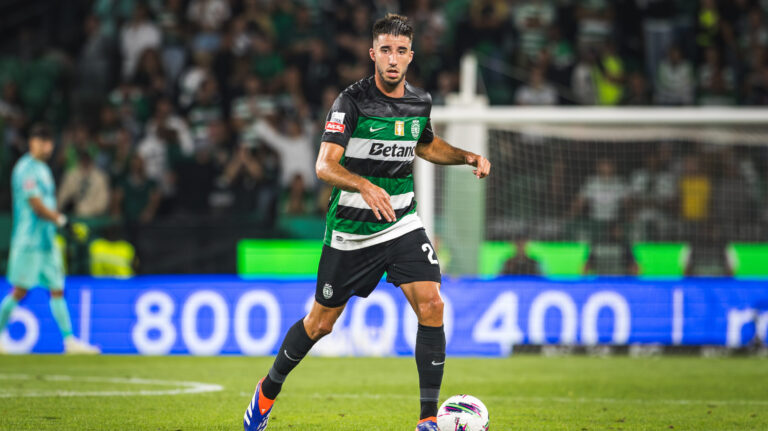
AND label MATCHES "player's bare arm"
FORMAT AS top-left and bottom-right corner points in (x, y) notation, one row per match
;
(28, 196), (65, 225)
(315, 141), (396, 222)
(416, 135), (491, 178)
